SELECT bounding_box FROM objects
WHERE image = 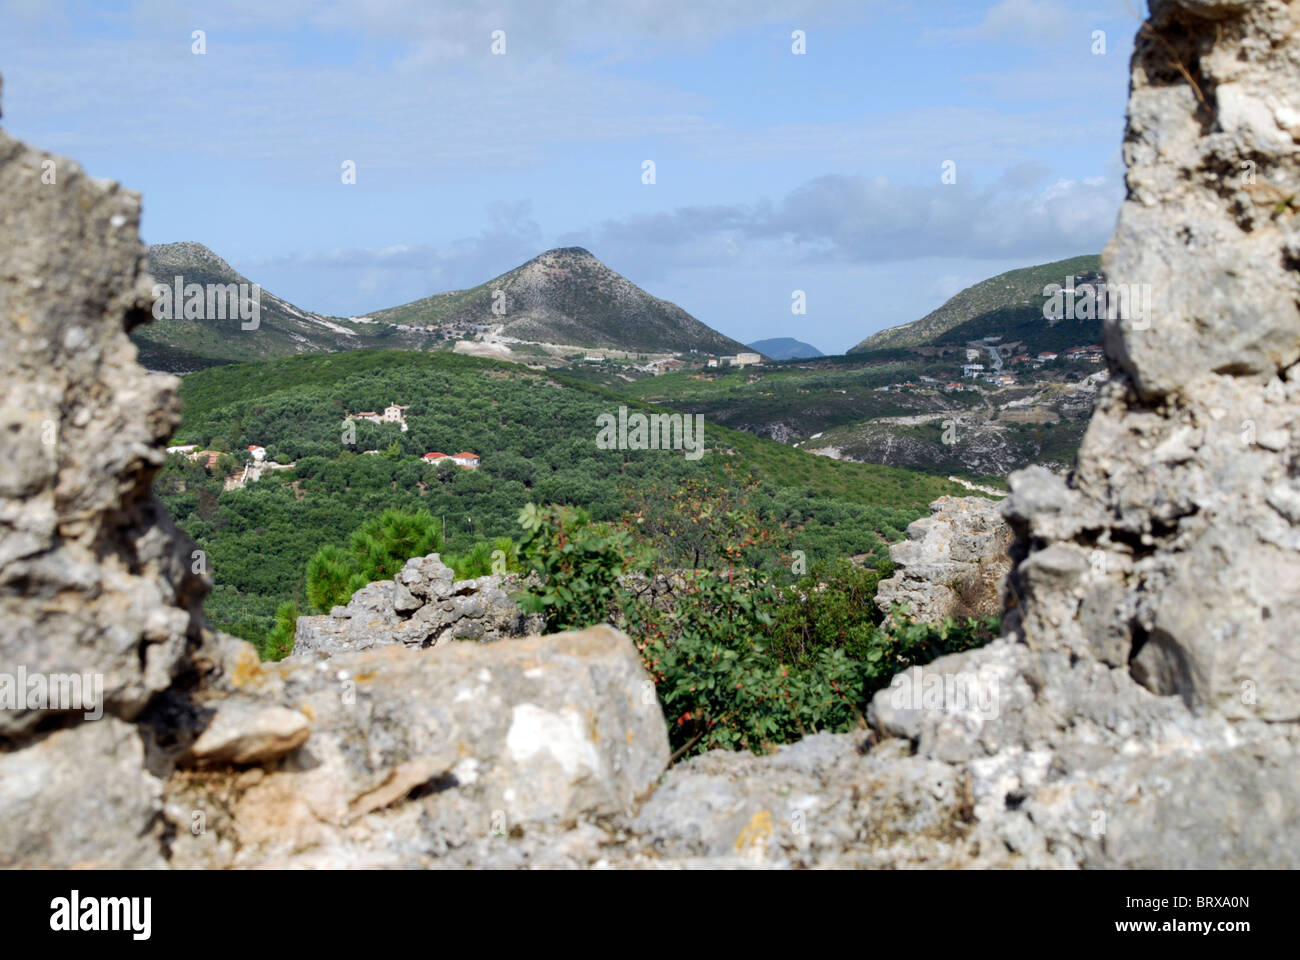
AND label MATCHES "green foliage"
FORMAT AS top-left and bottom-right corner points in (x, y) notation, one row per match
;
(158, 349), (961, 646)
(444, 536), (523, 579)
(516, 503), (637, 631)
(767, 558), (894, 668)
(868, 607), (1001, 681)
(515, 498), (1000, 759)
(260, 600), (300, 661)
(304, 508), (441, 612)
(305, 544), (361, 613)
